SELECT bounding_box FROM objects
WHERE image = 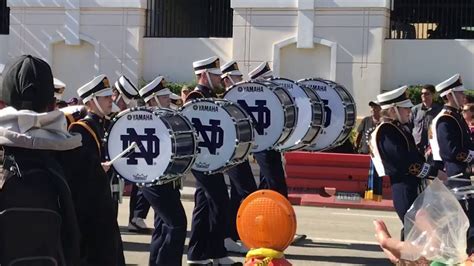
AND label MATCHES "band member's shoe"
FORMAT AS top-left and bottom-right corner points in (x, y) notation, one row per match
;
(213, 257), (243, 265)
(291, 233), (307, 245)
(224, 238), (249, 254)
(128, 217), (149, 233)
(187, 259), (213, 265)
